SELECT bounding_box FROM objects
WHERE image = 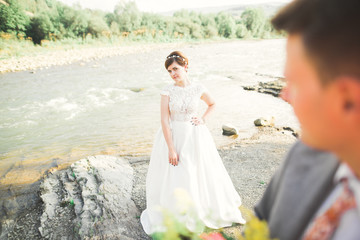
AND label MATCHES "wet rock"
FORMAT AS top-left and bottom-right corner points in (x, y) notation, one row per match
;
(276, 126), (300, 138)
(0, 180), (42, 239)
(282, 126), (294, 132)
(254, 117), (275, 127)
(243, 79), (286, 97)
(243, 86), (256, 91)
(39, 155), (147, 239)
(6, 201), (43, 240)
(130, 87), (145, 93)
(222, 124), (238, 136)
